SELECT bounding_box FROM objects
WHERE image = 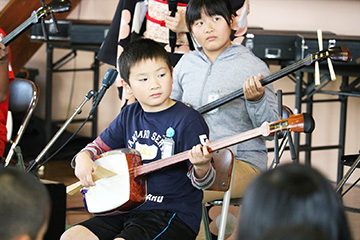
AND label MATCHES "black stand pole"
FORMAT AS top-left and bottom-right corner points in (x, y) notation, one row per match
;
(336, 153), (360, 194)
(270, 90), (298, 169)
(26, 90), (95, 173)
(272, 90), (282, 168)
